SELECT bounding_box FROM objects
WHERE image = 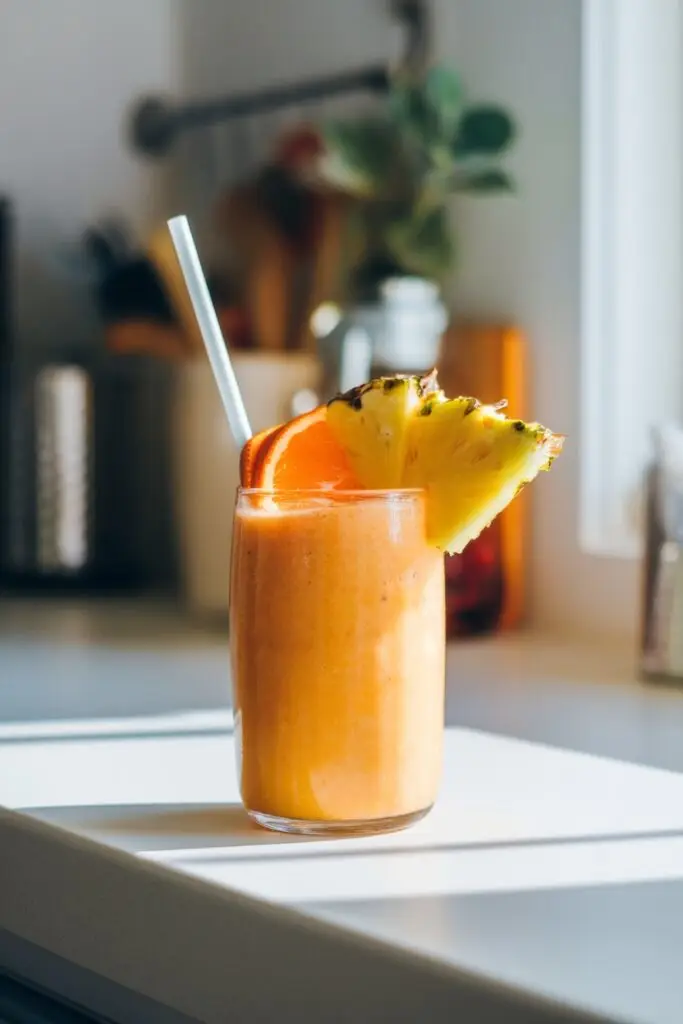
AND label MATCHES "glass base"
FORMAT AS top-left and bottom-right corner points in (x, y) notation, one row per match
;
(249, 804), (432, 837)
